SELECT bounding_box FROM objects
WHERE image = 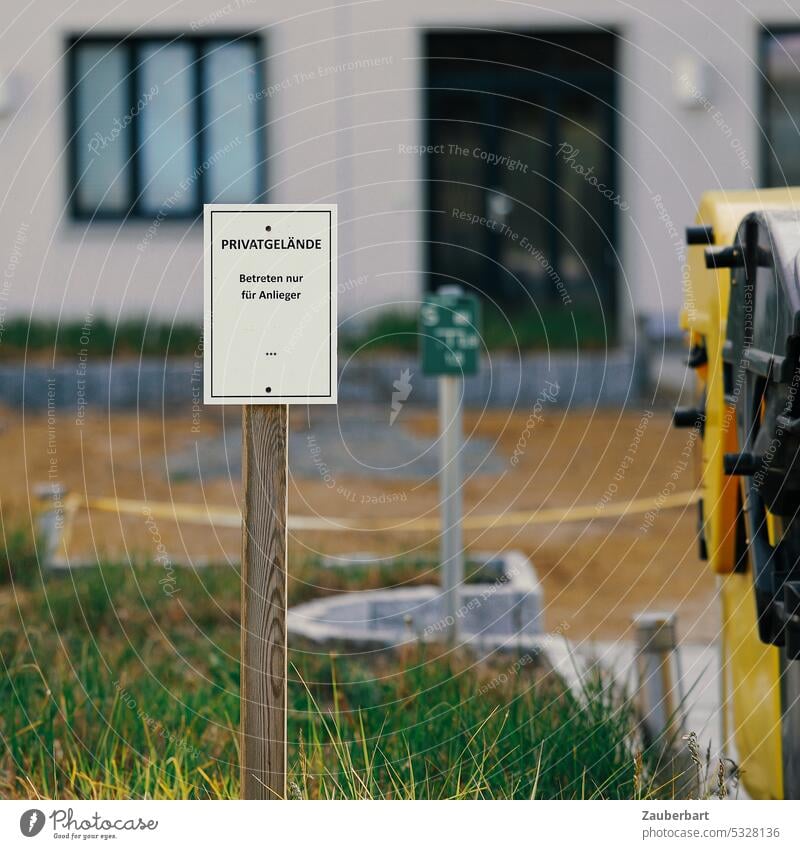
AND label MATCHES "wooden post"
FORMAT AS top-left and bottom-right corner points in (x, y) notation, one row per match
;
(240, 404), (289, 799)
